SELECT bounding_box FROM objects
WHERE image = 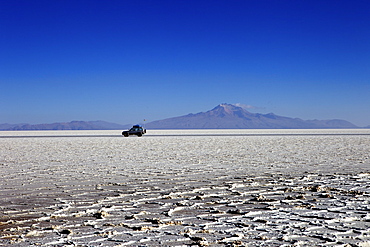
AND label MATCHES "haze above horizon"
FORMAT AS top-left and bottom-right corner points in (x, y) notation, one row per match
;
(1, 0), (369, 127)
